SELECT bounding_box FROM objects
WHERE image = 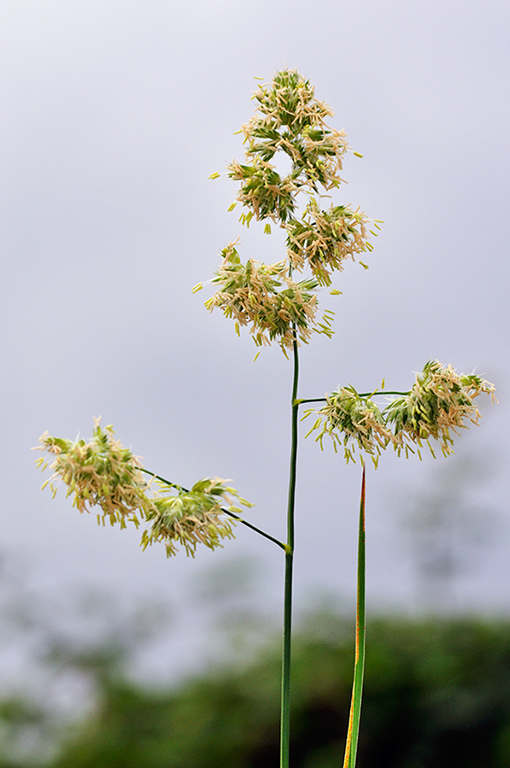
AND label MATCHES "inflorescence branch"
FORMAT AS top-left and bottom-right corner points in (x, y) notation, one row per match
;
(303, 360), (495, 465)
(35, 420), (254, 558)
